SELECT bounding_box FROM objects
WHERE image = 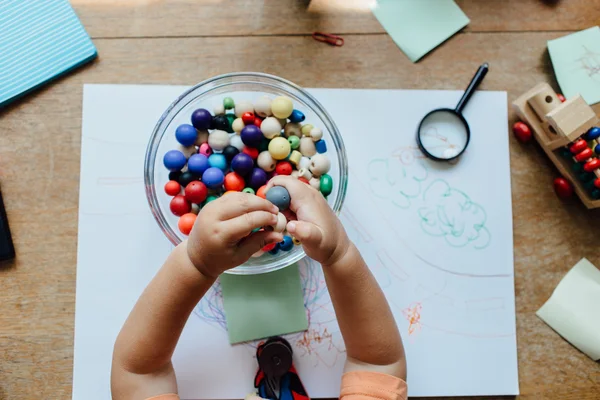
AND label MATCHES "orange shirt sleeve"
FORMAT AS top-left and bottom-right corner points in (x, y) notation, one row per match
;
(340, 371), (408, 400)
(145, 395), (179, 400)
